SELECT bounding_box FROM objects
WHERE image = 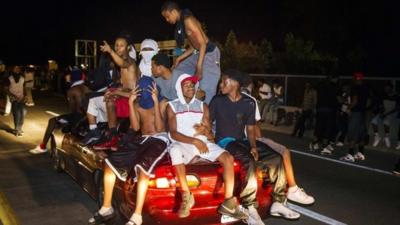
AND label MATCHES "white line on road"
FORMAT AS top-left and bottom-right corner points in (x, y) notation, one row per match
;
(290, 149), (394, 176)
(45, 111), (60, 117)
(287, 203), (347, 225)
